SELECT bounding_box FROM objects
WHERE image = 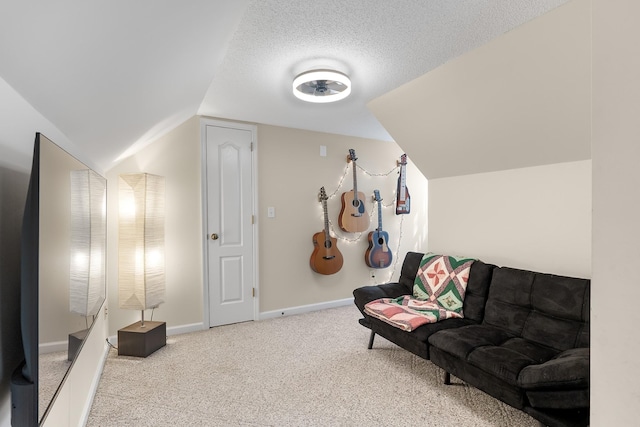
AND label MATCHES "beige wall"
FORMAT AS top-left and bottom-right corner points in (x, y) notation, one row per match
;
(592, 0), (640, 424)
(369, 0), (590, 179)
(256, 125), (428, 313)
(105, 117), (429, 331)
(429, 160), (591, 277)
(106, 116), (203, 336)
